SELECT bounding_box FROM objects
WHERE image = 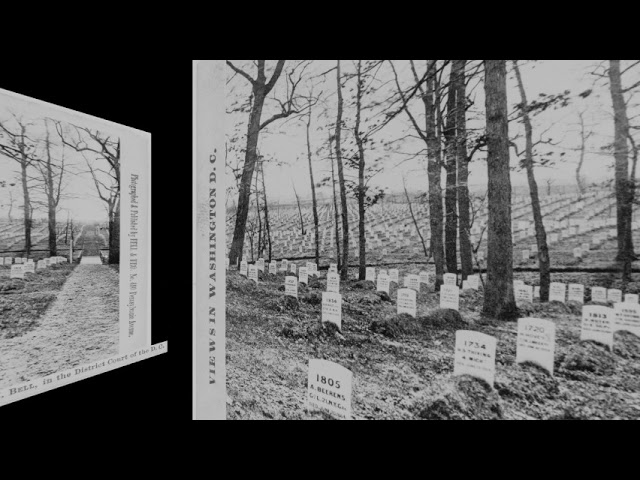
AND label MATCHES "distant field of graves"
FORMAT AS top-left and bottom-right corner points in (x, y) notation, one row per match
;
(227, 187), (638, 270)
